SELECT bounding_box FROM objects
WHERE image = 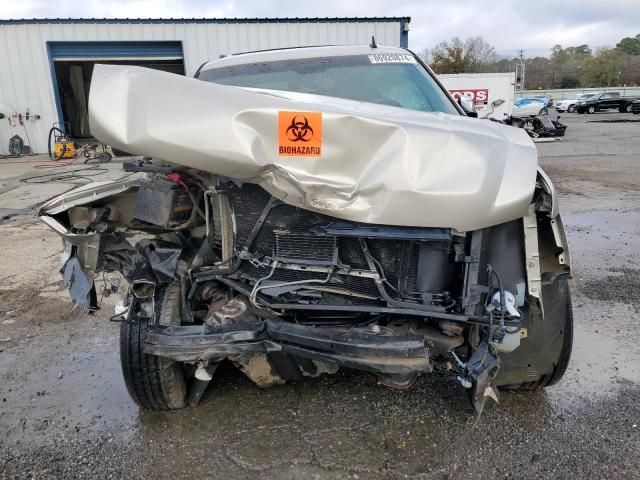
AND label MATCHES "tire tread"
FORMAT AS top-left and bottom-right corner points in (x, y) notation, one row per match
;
(119, 284), (187, 410)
